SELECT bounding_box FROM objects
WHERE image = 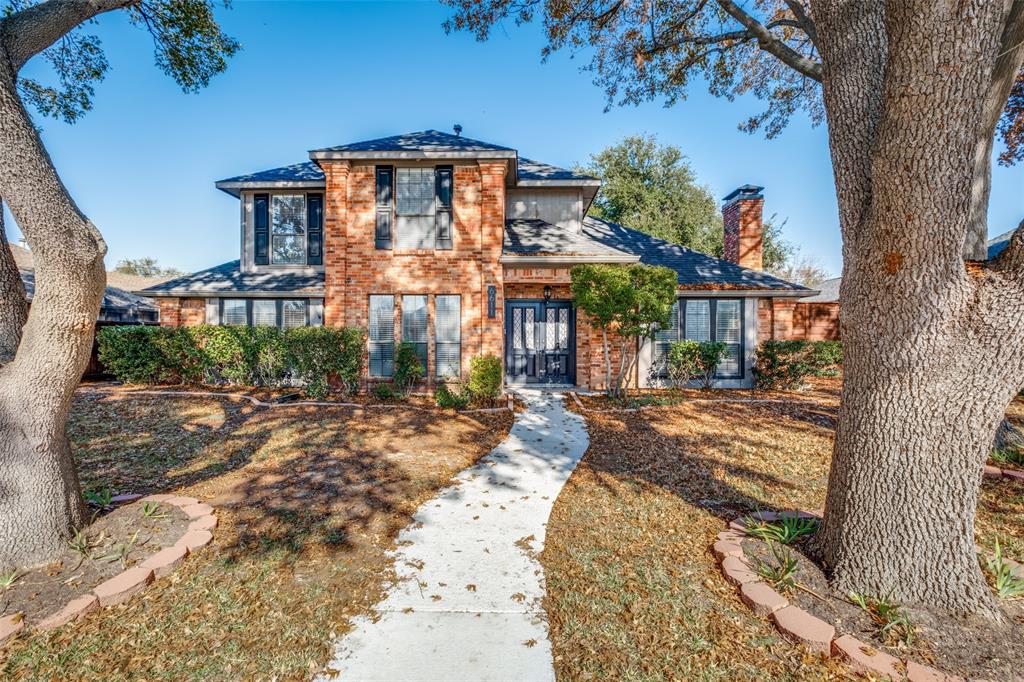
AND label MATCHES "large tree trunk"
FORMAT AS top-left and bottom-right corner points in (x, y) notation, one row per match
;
(0, 199), (28, 361)
(812, 0), (1024, 616)
(0, 57), (106, 572)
